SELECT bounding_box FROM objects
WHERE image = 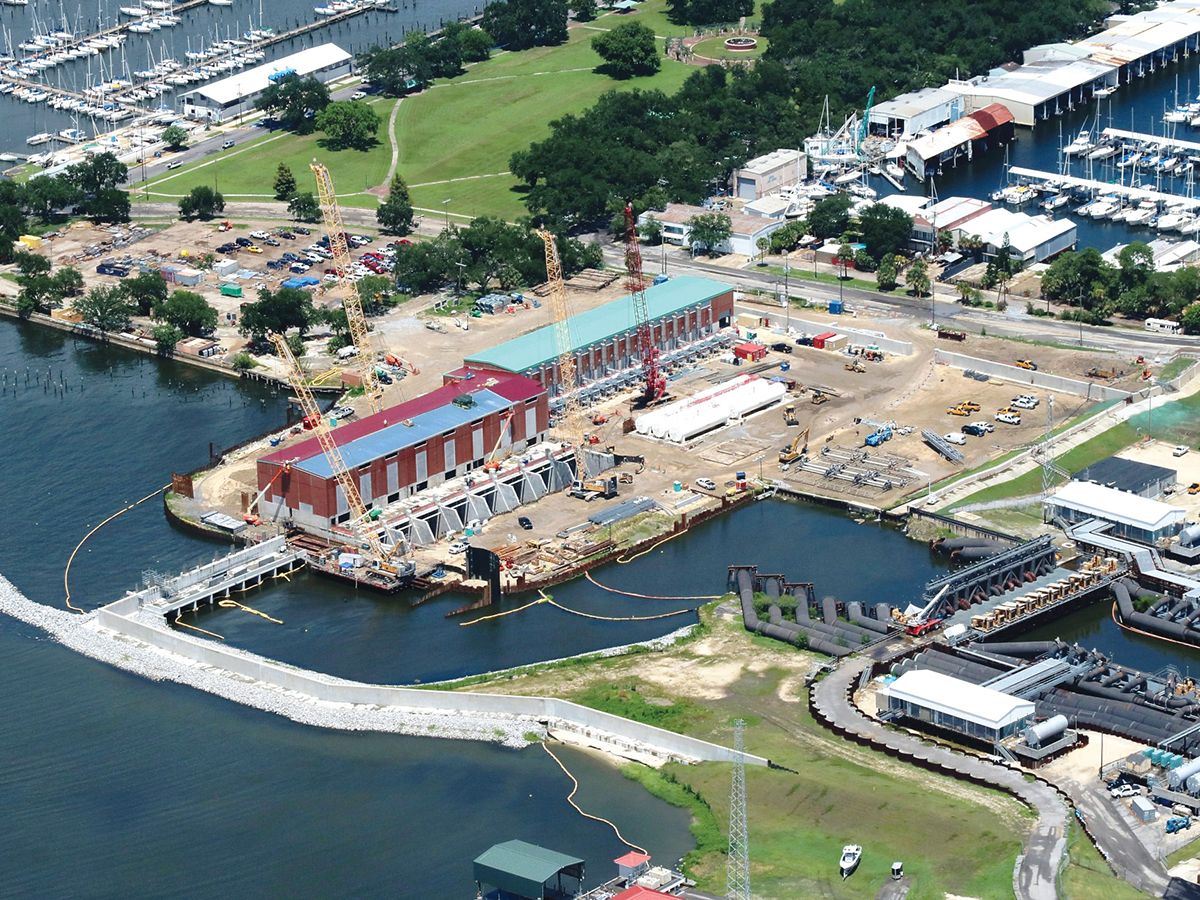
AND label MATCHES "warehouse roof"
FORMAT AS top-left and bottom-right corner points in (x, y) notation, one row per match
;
(1048, 480), (1187, 532)
(963, 208), (1077, 255)
(1072, 455), (1176, 495)
(183, 43), (351, 106)
(473, 840), (585, 898)
(885, 669), (1034, 731)
(946, 57), (1115, 108)
(869, 87), (960, 121)
(261, 372), (543, 477)
(464, 275), (733, 374)
(737, 148), (803, 174)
